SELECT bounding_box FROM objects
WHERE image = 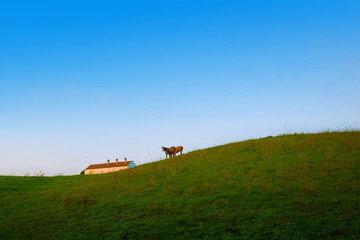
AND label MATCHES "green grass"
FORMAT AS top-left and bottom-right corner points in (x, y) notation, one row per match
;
(1, 131), (359, 239)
